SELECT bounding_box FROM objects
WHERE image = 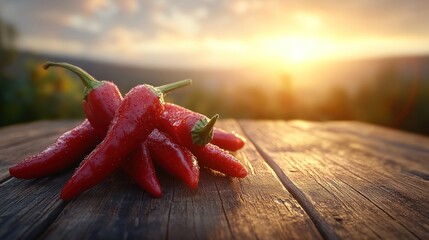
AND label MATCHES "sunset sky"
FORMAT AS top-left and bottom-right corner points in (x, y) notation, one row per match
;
(1, 0), (429, 69)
